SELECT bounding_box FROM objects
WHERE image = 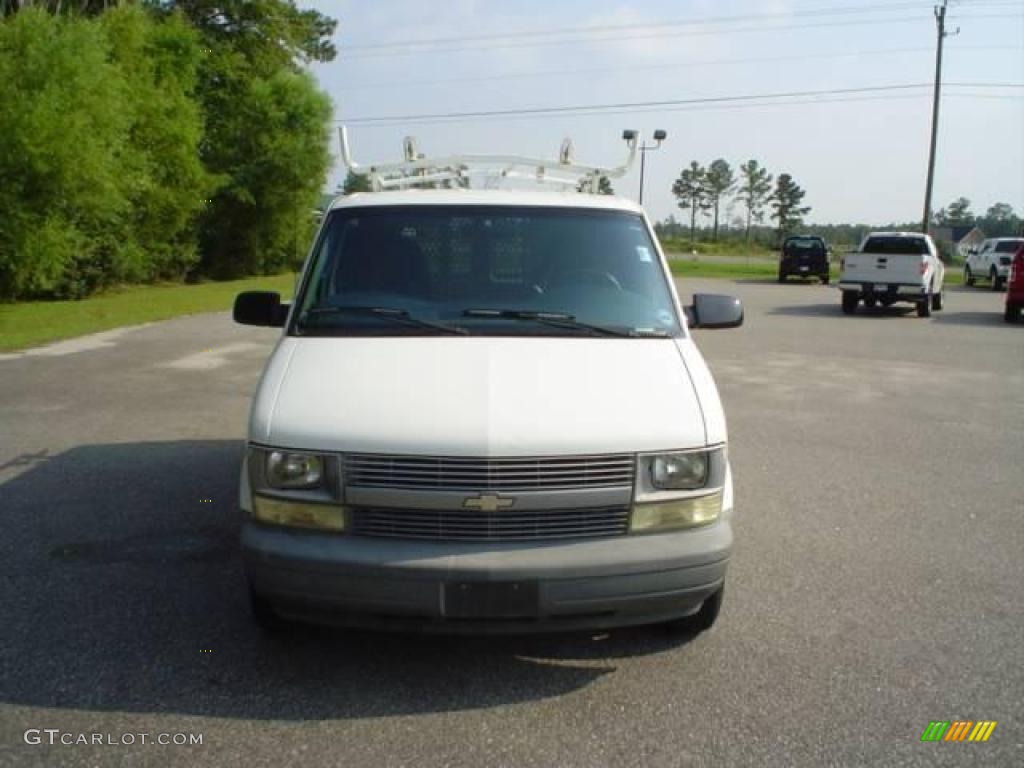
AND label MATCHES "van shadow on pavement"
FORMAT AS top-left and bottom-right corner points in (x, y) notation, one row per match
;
(0, 440), (696, 722)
